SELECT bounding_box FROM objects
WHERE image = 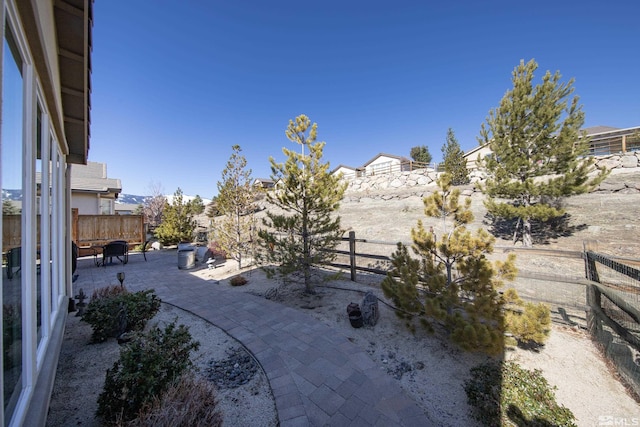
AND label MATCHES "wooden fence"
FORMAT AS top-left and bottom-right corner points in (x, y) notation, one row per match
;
(325, 233), (640, 397)
(72, 210), (145, 255)
(3, 212), (145, 256)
